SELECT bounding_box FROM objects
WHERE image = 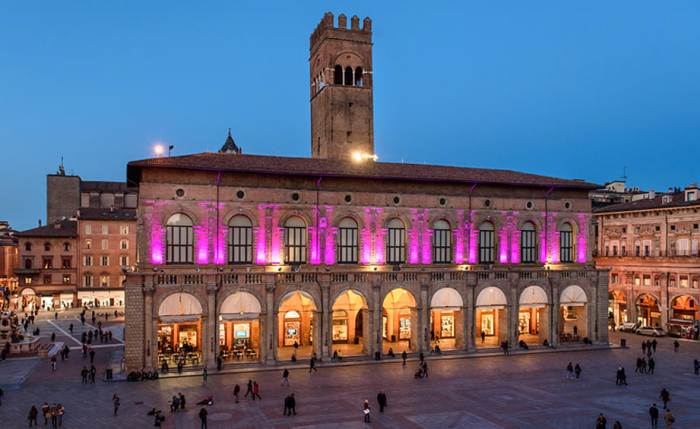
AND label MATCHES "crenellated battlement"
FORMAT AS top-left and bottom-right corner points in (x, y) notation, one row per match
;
(310, 12), (372, 51)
